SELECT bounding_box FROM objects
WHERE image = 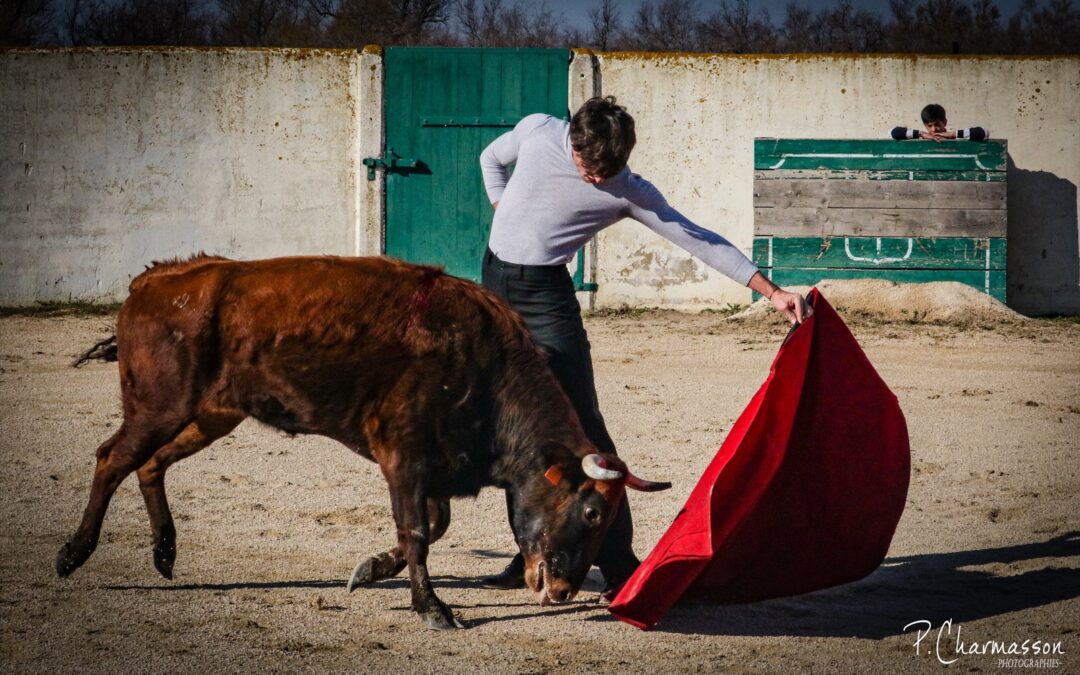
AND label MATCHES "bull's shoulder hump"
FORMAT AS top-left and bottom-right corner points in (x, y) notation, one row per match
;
(129, 253), (234, 291)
